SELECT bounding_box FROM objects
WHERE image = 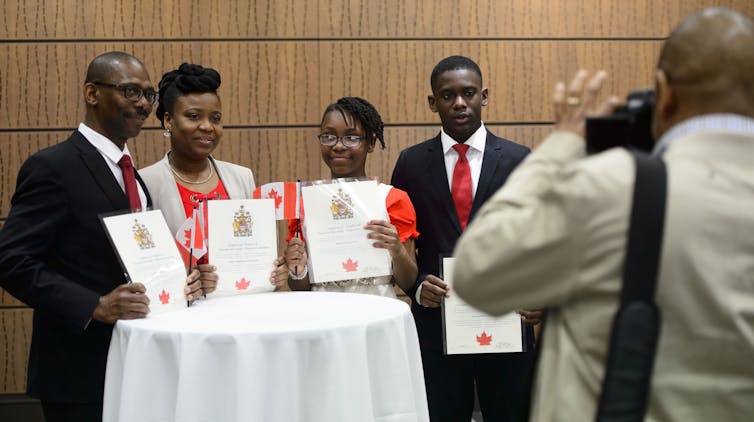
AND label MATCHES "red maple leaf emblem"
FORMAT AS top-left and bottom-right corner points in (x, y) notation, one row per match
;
(183, 229), (192, 248)
(235, 277), (251, 290)
(342, 258), (358, 272)
(159, 289), (170, 305)
(267, 189), (283, 209)
(476, 331), (492, 346)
